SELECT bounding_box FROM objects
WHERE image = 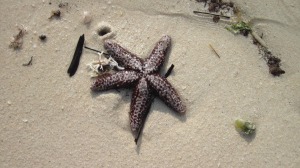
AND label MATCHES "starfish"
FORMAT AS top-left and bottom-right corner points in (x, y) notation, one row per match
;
(91, 35), (186, 143)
